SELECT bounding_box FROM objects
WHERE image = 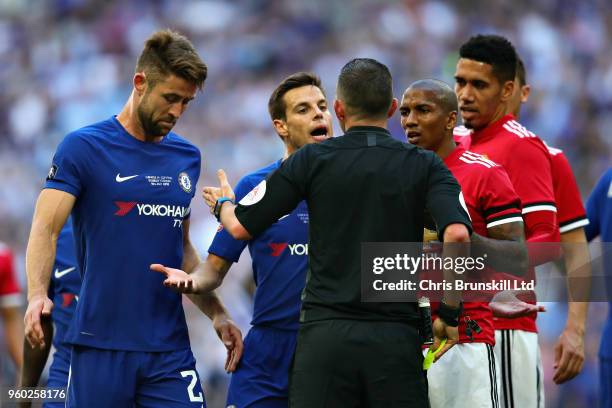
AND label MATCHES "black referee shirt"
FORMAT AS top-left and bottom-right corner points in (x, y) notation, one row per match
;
(235, 126), (472, 324)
